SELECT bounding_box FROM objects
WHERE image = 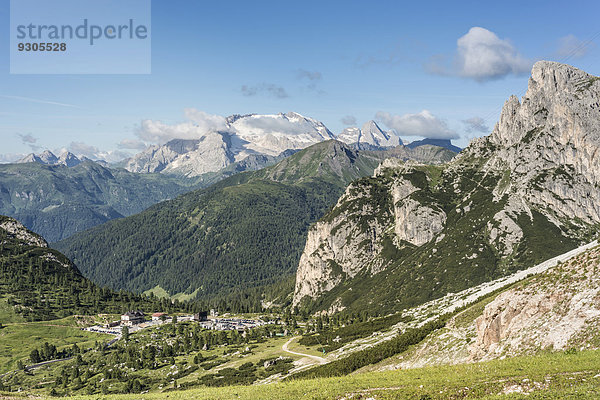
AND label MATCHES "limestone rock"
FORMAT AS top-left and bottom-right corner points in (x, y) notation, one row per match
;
(0, 216), (48, 247)
(470, 246), (600, 360)
(292, 61), (600, 311)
